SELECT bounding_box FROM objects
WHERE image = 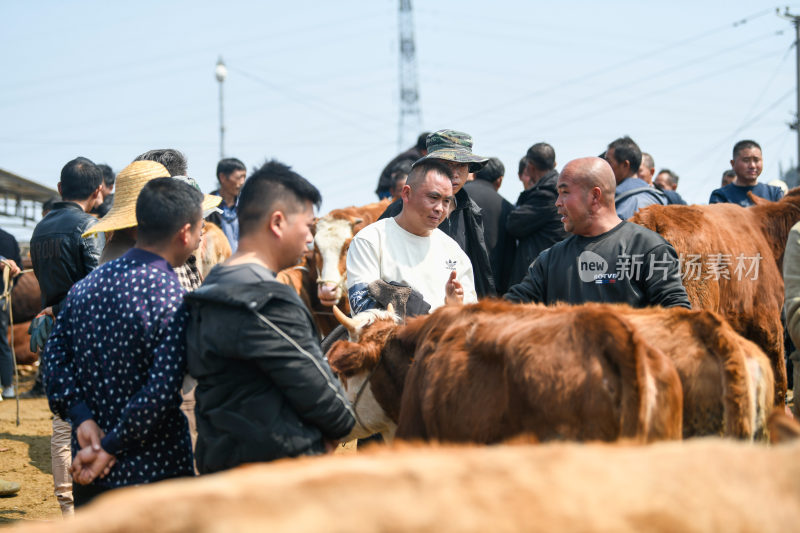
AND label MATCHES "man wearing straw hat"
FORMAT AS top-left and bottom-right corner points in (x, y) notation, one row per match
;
(133, 149), (216, 291)
(42, 177), (204, 507)
(29, 156), (105, 516)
